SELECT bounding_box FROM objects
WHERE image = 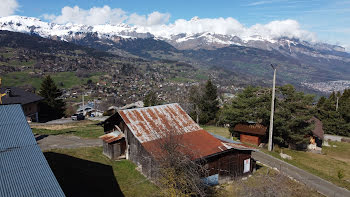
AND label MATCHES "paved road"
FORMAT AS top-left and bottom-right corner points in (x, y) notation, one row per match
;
(35, 134), (102, 151)
(252, 151), (350, 197)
